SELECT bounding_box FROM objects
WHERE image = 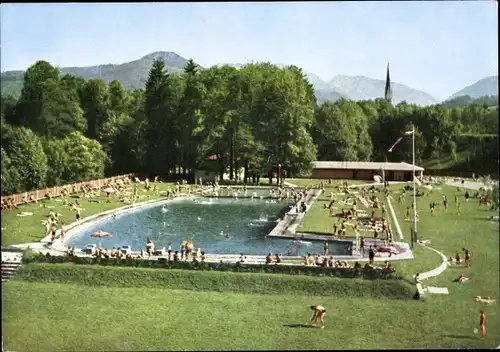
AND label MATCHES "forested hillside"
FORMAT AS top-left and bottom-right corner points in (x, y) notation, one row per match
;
(444, 94), (498, 108)
(447, 76), (498, 100)
(1, 59), (498, 196)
